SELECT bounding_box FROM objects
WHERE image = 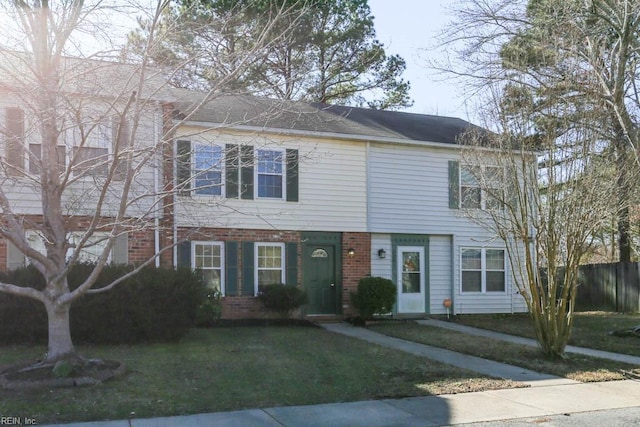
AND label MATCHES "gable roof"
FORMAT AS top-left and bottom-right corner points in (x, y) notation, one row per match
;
(173, 90), (482, 146)
(312, 103), (483, 145)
